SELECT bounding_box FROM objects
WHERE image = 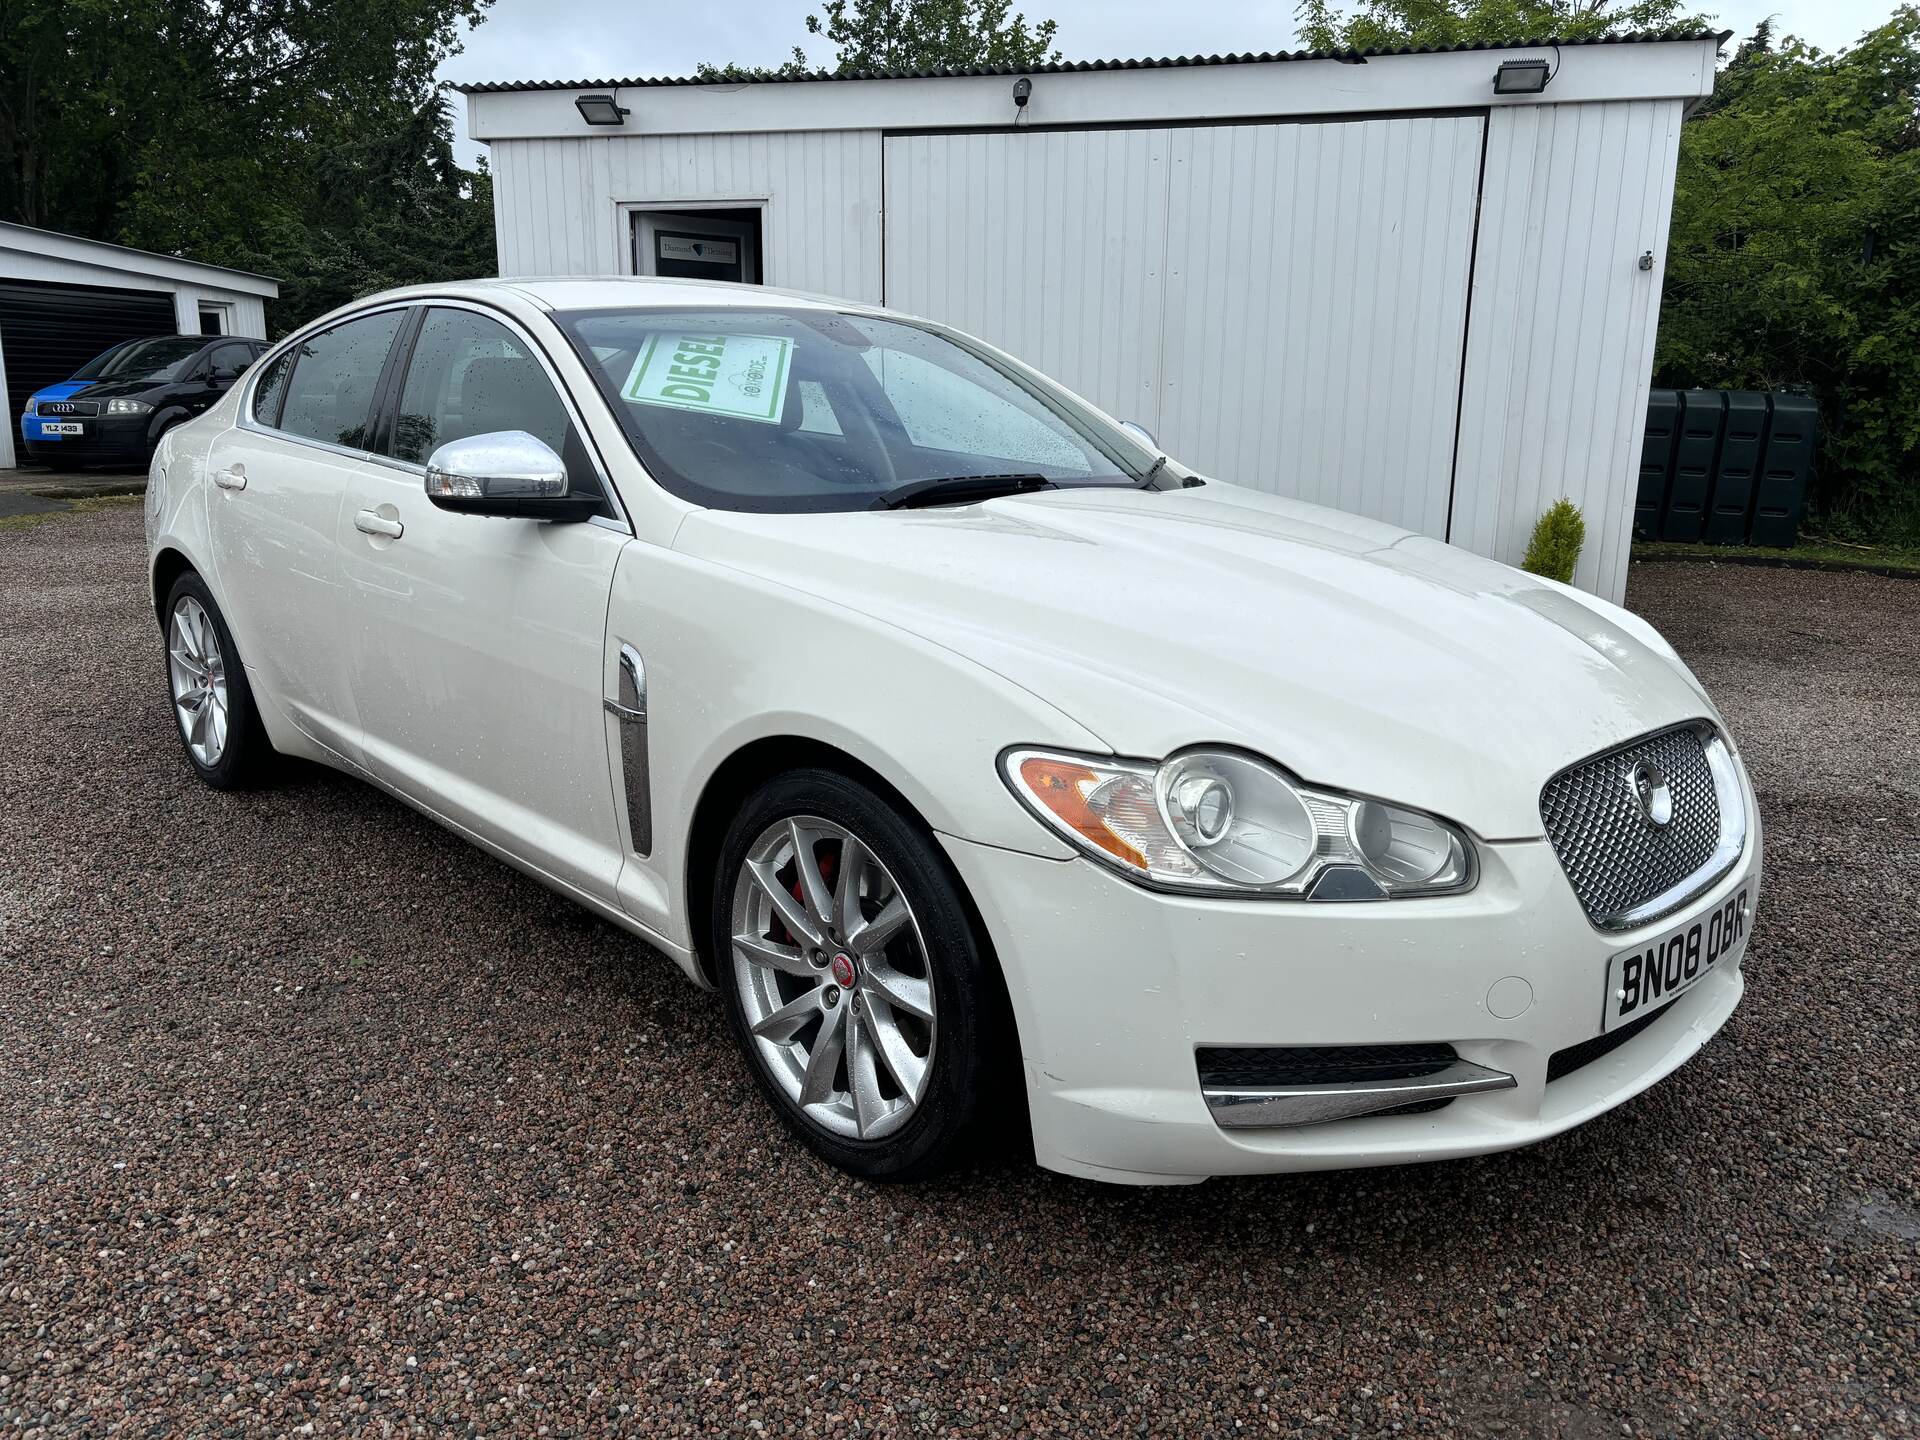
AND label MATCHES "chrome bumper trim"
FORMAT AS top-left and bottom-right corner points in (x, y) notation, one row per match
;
(1203, 1059), (1517, 1129)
